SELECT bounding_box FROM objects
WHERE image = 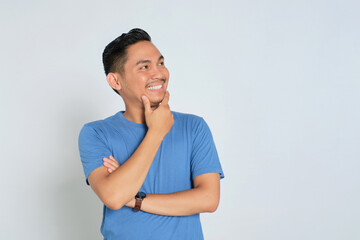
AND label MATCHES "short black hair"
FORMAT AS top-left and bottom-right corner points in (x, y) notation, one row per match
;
(103, 28), (151, 74)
